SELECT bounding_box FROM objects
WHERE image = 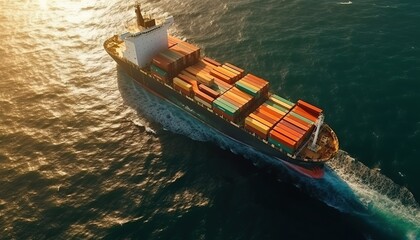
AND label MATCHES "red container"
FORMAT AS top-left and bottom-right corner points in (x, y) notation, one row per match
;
(199, 84), (219, 98)
(203, 57), (221, 67)
(297, 100), (322, 117)
(195, 89), (214, 104)
(293, 106), (318, 122)
(269, 130), (296, 149)
(283, 116), (310, 131)
(279, 120), (306, 136)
